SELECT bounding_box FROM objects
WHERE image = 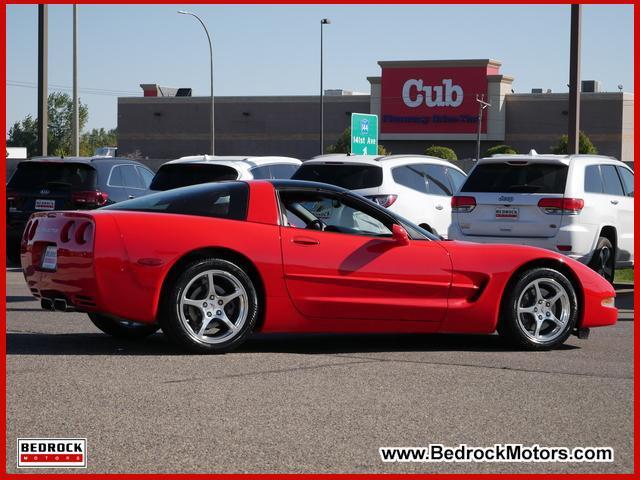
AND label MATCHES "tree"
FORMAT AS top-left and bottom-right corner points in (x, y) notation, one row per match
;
(80, 128), (117, 156)
(326, 127), (388, 155)
(552, 131), (598, 155)
(485, 144), (517, 157)
(424, 145), (458, 161)
(6, 92), (88, 157)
